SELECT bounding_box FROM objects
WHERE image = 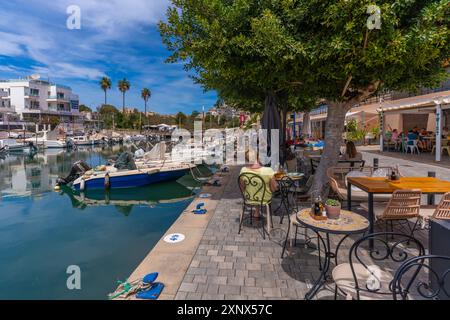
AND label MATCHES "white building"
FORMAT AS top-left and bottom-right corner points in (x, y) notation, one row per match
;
(0, 76), (81, 126)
